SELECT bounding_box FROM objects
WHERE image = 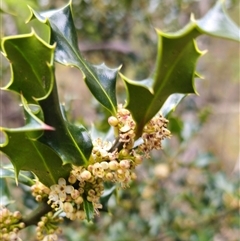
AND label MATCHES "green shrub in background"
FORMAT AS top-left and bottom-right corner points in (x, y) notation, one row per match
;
(0, 0), (239, 240)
